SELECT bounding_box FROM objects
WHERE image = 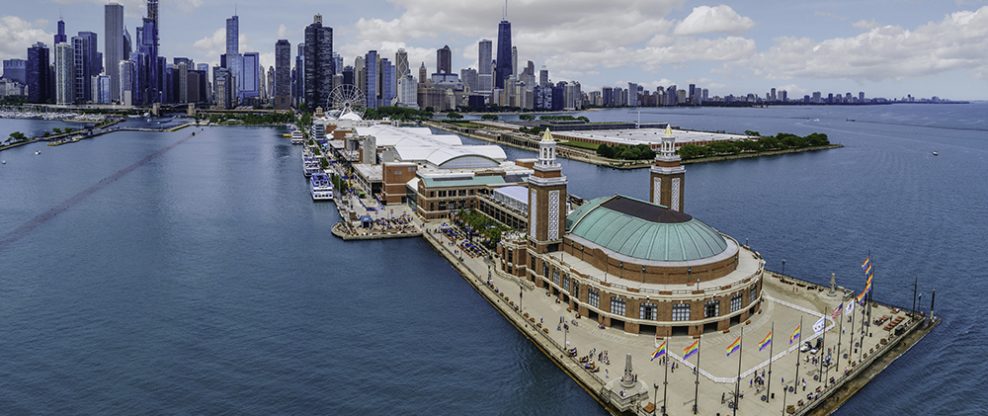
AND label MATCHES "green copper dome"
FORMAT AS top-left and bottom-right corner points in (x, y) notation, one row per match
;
(566, 196), (729, 262)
